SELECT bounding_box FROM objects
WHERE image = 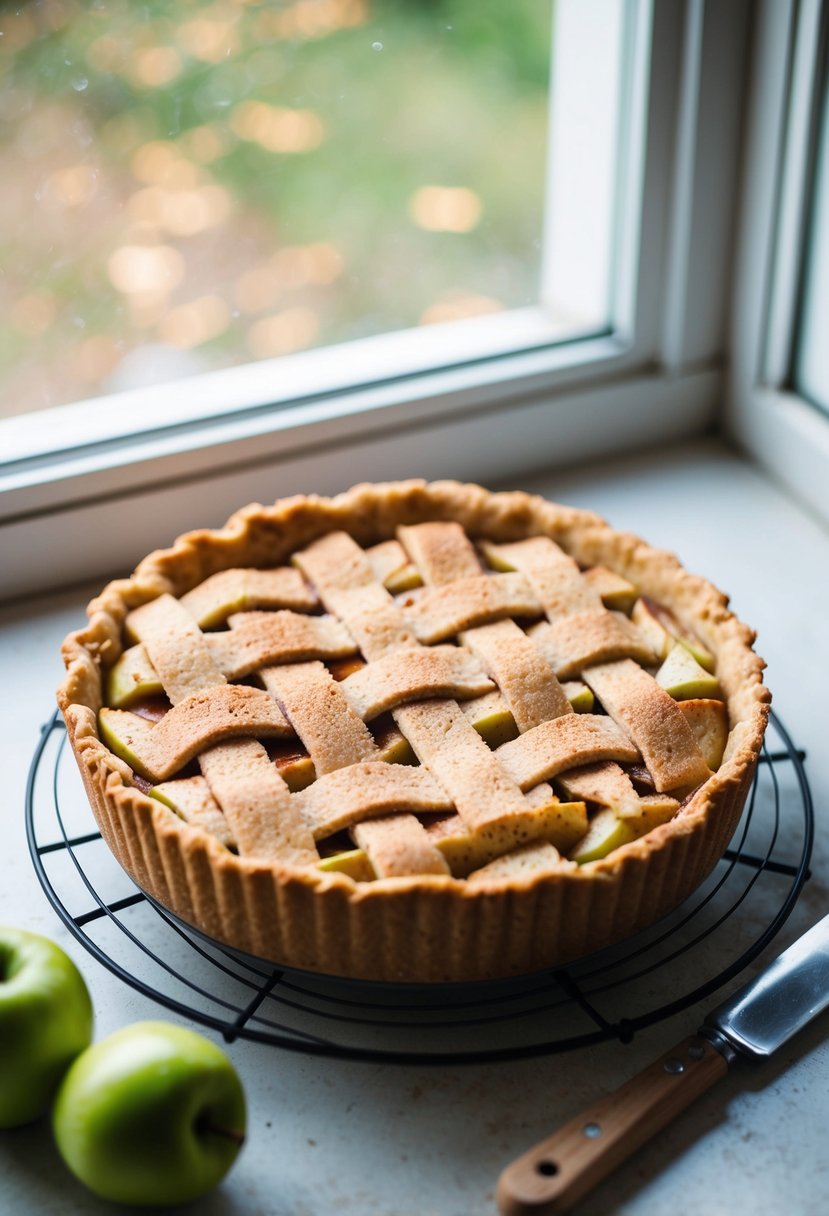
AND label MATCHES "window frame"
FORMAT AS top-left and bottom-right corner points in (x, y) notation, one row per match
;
(727, 0), (829, 526)
(1, 0), (749, 600)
